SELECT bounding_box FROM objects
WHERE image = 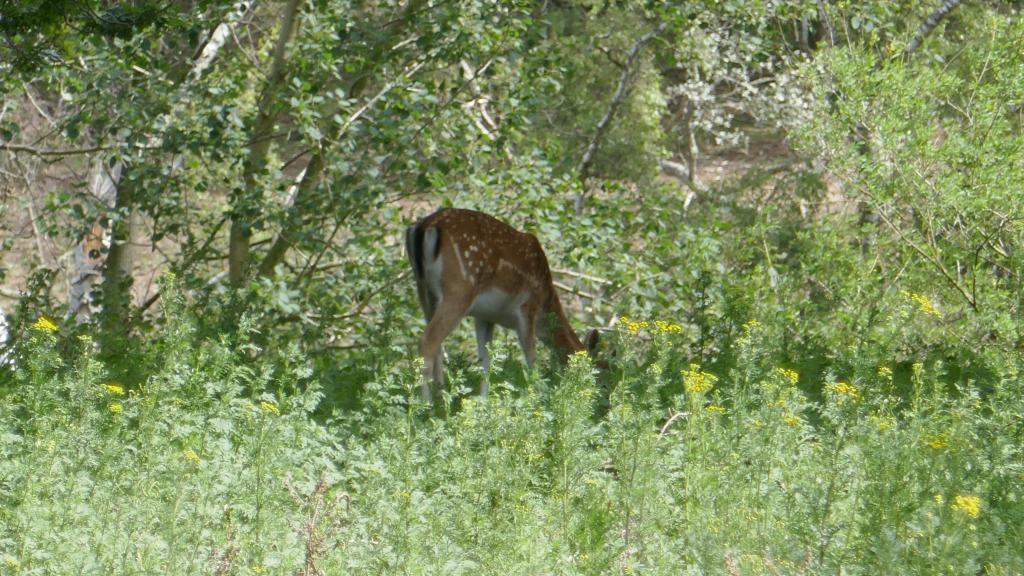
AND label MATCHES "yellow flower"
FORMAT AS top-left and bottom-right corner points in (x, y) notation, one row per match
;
(31, 316), (58, 332)
(103, 383), (125, 395)
(259, 401), (279, 415)
(183, 448), (200, 463)
(872, 415), (895, 431)
(654, 320), (682, 334)
(877, 366), (893, 379)
(569, 349), (592, 370)
(776, 367), (799, 385)
(951, 494), (981, 518)
(743, 319), (761, 332)
(925, 433), (949, 450)
(825, 381), (859, 401)
(109, 403), (123, 414)
(618, 316), (650, 335)
(933, 494), (944, 505)
(683, 364), (717, 394)
(904, 291), (942, 318)
(705, 404), (726, 414)
(783, 414), (802, 427)
(4, 556), (19, 569)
